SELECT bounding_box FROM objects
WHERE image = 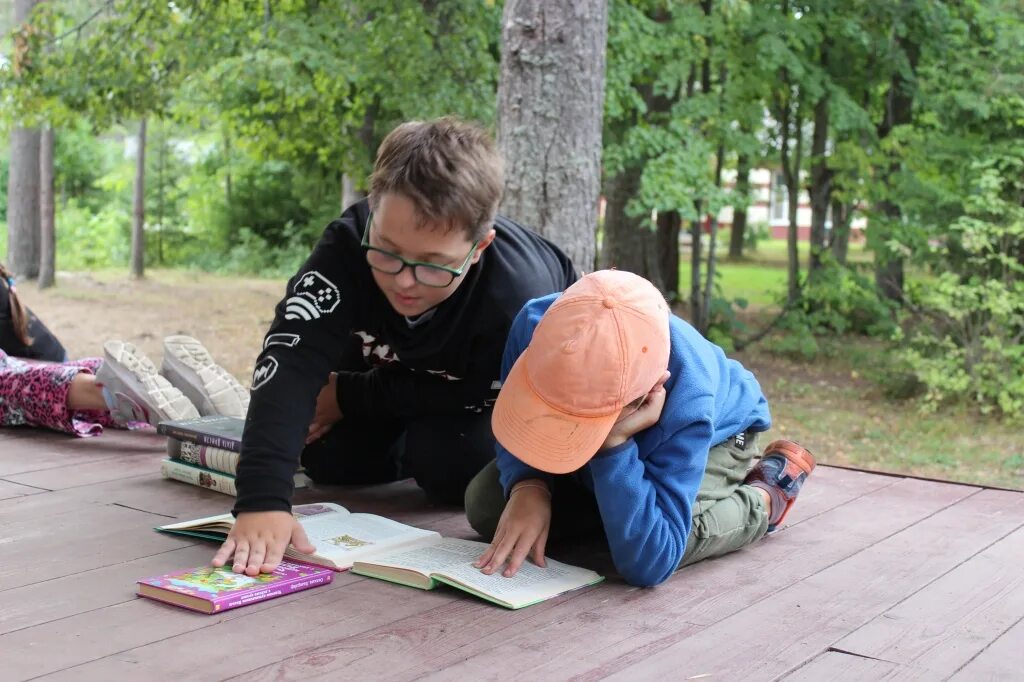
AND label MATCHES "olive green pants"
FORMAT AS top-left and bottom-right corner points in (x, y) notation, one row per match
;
(464, 433), (770, 570)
